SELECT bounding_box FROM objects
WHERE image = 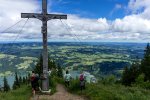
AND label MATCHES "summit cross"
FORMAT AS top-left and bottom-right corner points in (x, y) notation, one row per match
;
(21, 0), (67, 91)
